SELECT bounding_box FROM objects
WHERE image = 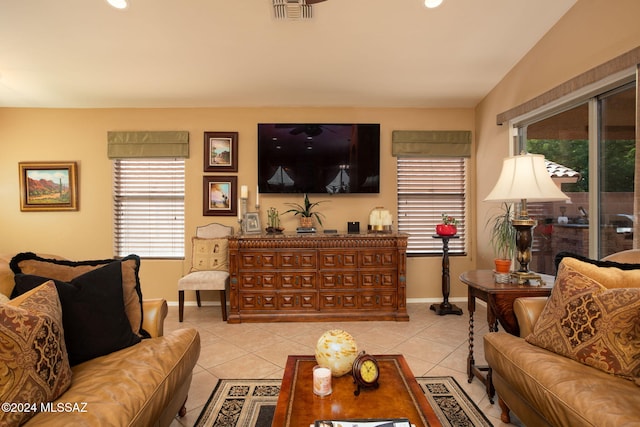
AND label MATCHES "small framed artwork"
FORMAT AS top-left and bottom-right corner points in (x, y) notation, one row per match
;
(203, 176), (237, 216)
(244, 212), (262, 234)
(204, 131), (238, 172)
(19, 162), (79, 212)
